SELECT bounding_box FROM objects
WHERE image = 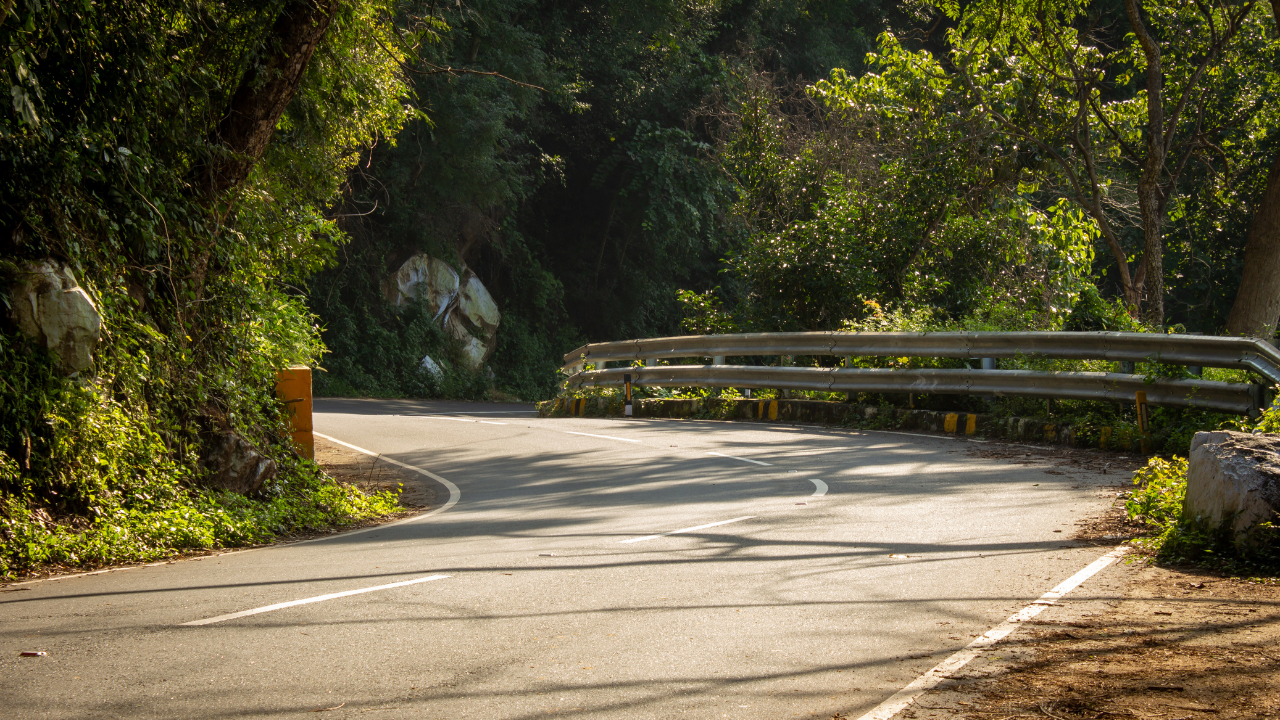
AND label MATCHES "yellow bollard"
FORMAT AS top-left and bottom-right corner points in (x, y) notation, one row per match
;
(944, 413), (958, 433)
(275, 366), (313, 460)
(965, 414), (977, 435)
(768, 400), (778, 421)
